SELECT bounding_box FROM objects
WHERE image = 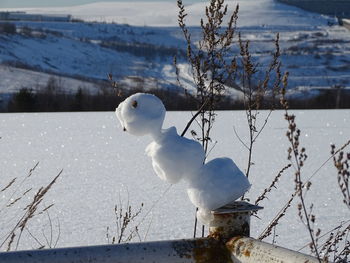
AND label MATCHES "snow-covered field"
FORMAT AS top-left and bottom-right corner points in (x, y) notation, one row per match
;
(0, 110), (349, 253)
(1, 0), (350, 97)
